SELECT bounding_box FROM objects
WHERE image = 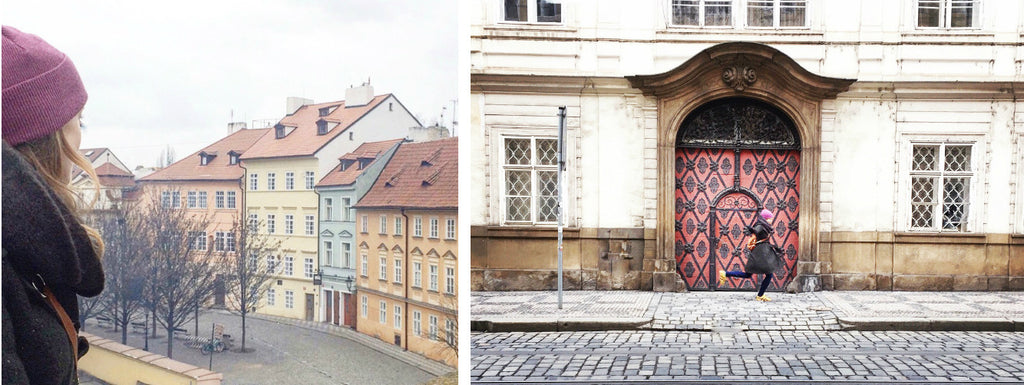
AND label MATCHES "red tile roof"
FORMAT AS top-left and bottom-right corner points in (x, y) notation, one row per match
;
(316, 139), (404, 188)
(355, 137), (457, 209)
(95, 162), (133, 177)
(240, 95), (393, 160)
(79, 148), (108, 163)
(140, 128), (269, 182)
